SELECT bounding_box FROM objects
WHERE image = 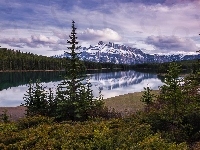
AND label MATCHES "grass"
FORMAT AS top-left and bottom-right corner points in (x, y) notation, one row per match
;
(104, 90), (160, 115)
